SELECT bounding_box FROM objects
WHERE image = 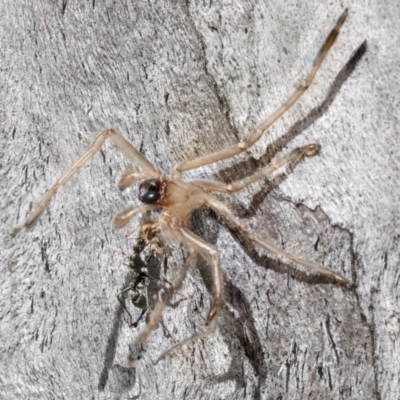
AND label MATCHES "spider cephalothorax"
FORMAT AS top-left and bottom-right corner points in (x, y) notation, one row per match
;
(14, 10), (351, 363)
